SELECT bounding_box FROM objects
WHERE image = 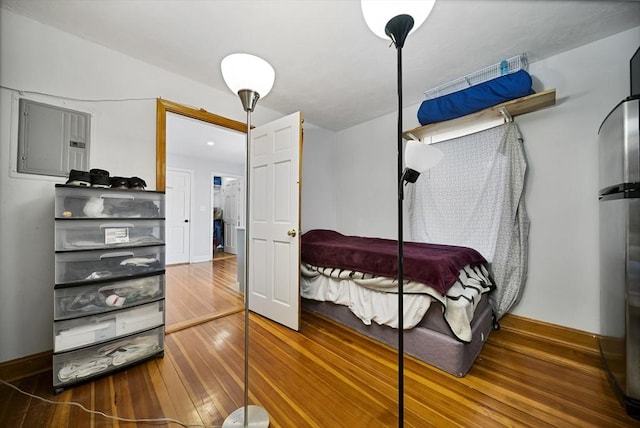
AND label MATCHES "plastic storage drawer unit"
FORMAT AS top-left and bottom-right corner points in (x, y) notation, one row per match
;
(53, 326), (164, 389)
(55, 218), (165, 251)
(55, 185), (164, 219)
(55, 245), (165, 285)
(53, 184), (166, 392)
(54, 300), (164, 352)
(54, 273), (164, 320)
